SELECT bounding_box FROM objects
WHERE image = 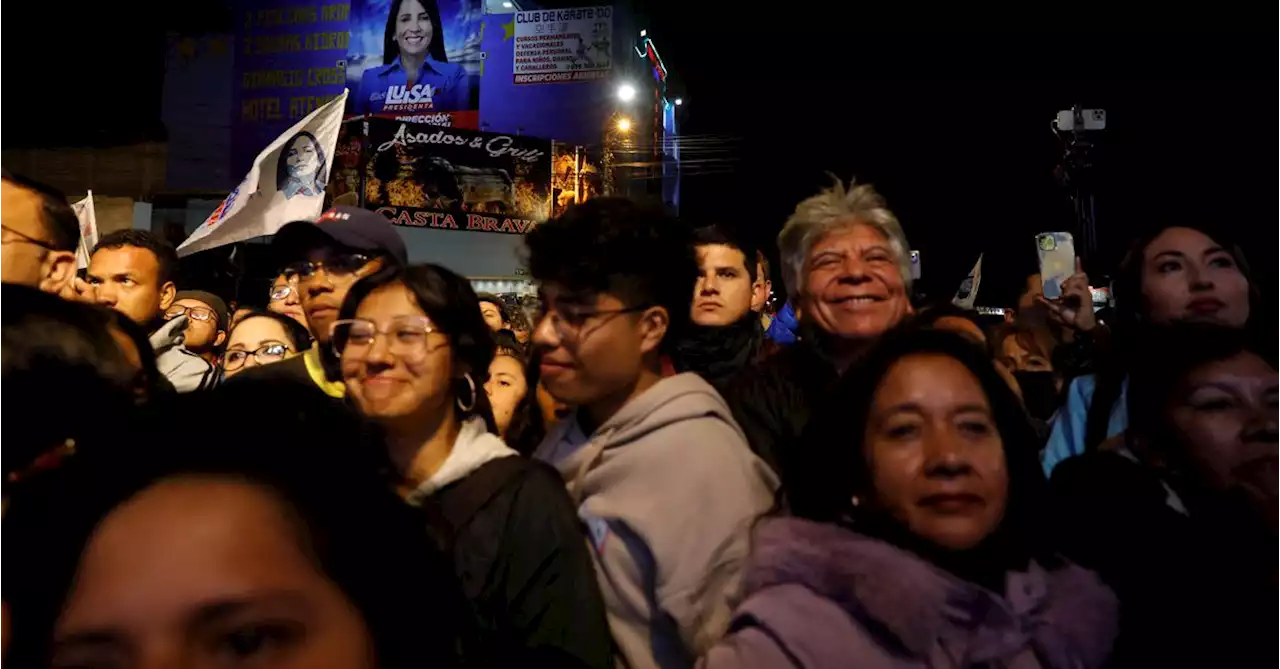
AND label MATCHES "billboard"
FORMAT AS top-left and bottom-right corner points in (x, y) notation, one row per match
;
(478, 14), (612, 145)
(513, 6), (613, 85)
(231, 0), (349, 176)
(365, 118), (551, 234)
(346, 0), (483, 128)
